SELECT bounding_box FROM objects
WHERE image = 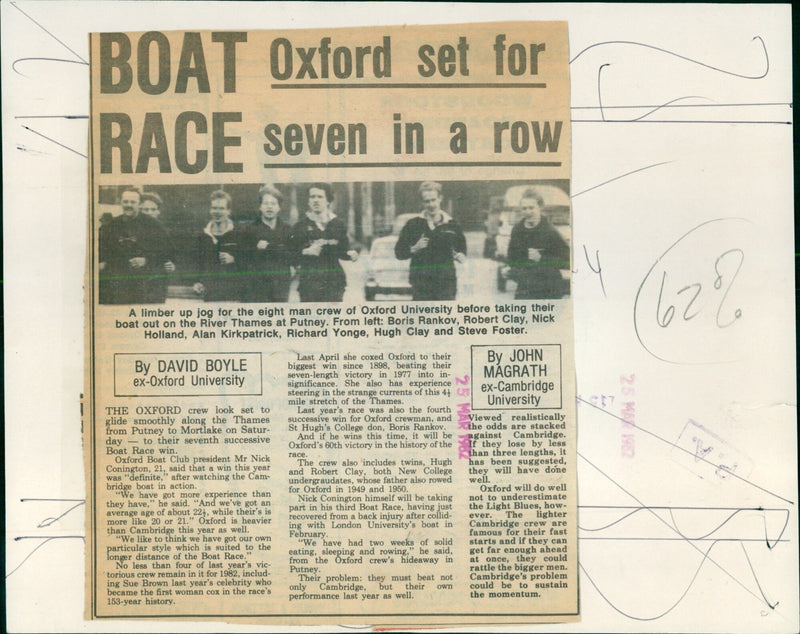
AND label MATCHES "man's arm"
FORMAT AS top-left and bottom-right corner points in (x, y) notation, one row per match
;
(193, 233), (212, 295)
(535, 223), (569, 268)
(289, 221), (322, 259)
(273, 223), (293, 264)
(454, 223), (467, 258)
(396, 220), (426, 260)
(236, 225), (257, 270)
(98, 224), (110, 270)
(287, 221), (306, 259)
(549, 227), (570, 269)
(505, 224), (525, 280)
(162, 229), (177, 273)
(394, 221), (414, 260)
(331, 221), (352, 260)
(139, 217), (170, 269)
